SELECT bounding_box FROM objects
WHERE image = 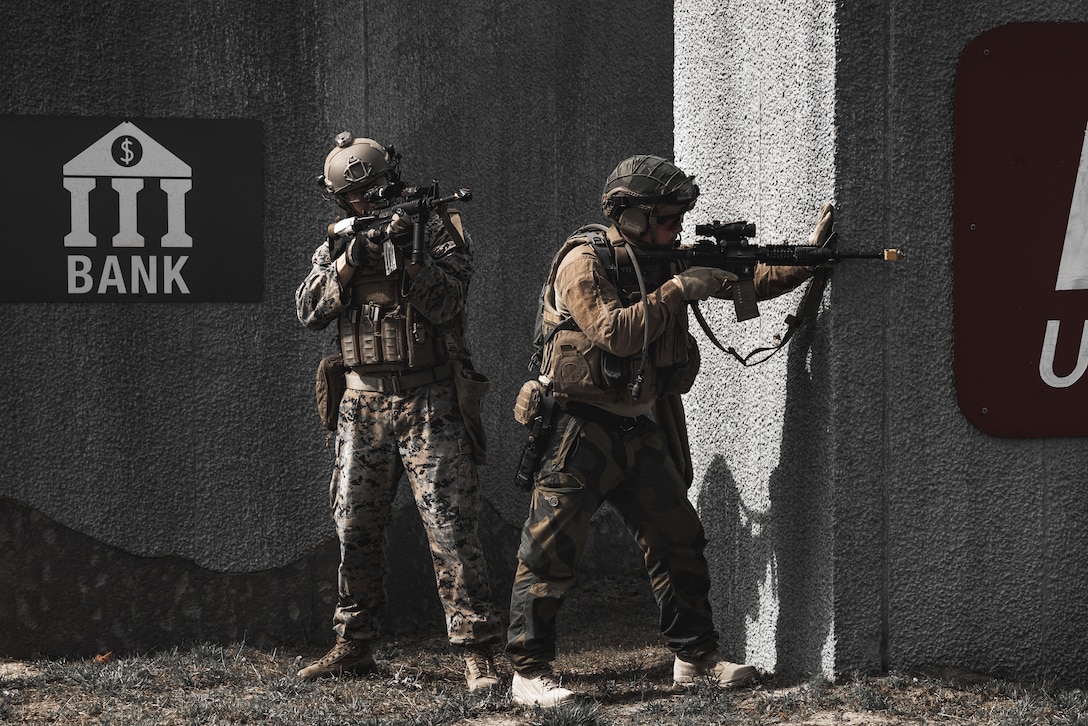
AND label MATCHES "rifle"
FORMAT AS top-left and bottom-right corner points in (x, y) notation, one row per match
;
(632, 219), (900, 365)
(634, 220), (900, 322)
(326, 183), (472, 274)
